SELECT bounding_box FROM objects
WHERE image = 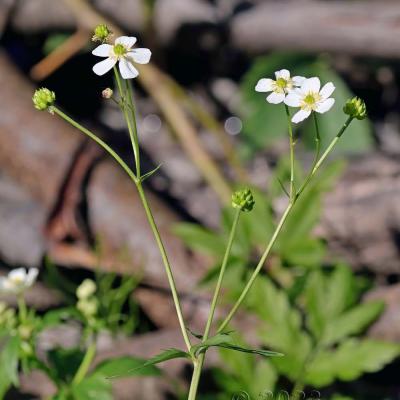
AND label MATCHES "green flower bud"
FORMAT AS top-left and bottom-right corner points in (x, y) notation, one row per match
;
(32, 88), (56, 111)
(18, 324), (33, 341)
(92, 24), (112, 43)
(232, 188), (255, 212)
(76, 279), (96, 300)
(343, 97), (367, 120)
(77, 298), (98, 318)
(20, 341), (34, 357)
